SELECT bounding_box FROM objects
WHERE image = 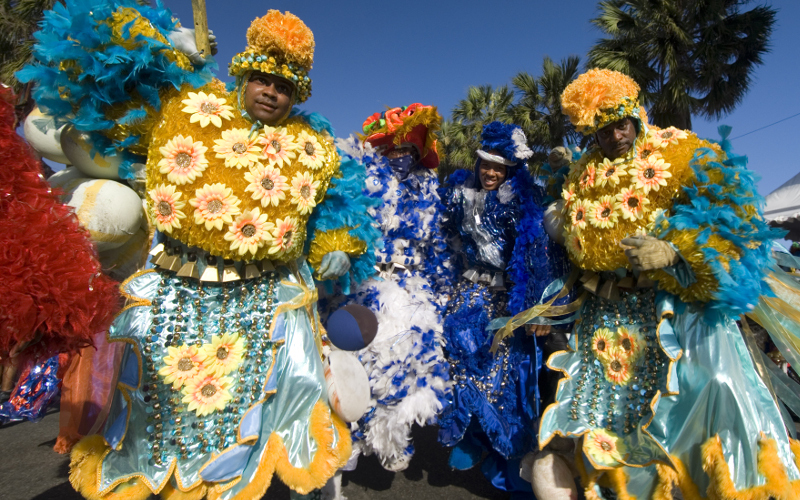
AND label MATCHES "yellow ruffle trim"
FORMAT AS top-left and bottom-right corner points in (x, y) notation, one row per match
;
(577, 435), (800, 500)
(70, 435), (152, 500)
(306, 227), (368, 275)
(574, 438), (636, 500)
(69, 401), (351, 499)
